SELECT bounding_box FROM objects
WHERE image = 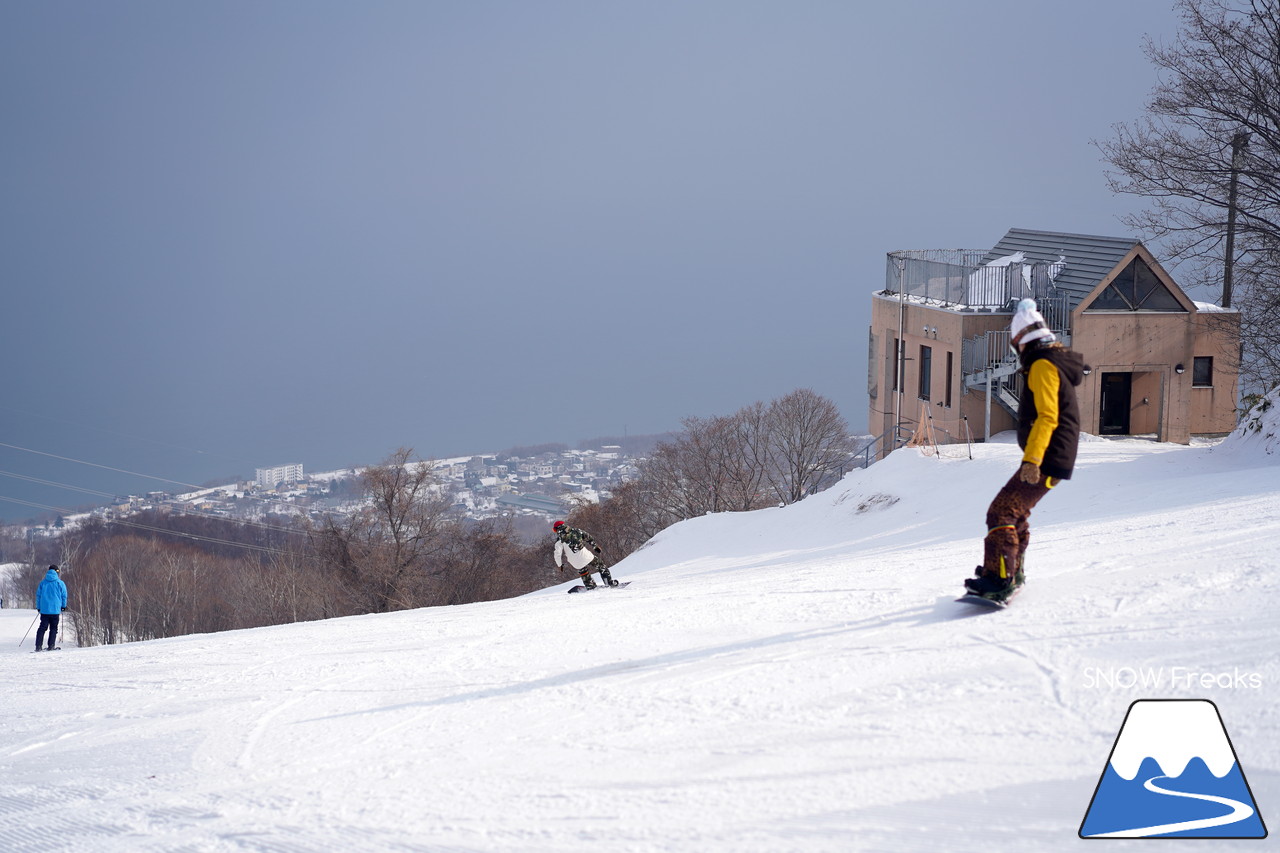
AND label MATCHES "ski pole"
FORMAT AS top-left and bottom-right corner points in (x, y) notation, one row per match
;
(61, 608), (77, 648)
(19, 614), (38, 648)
